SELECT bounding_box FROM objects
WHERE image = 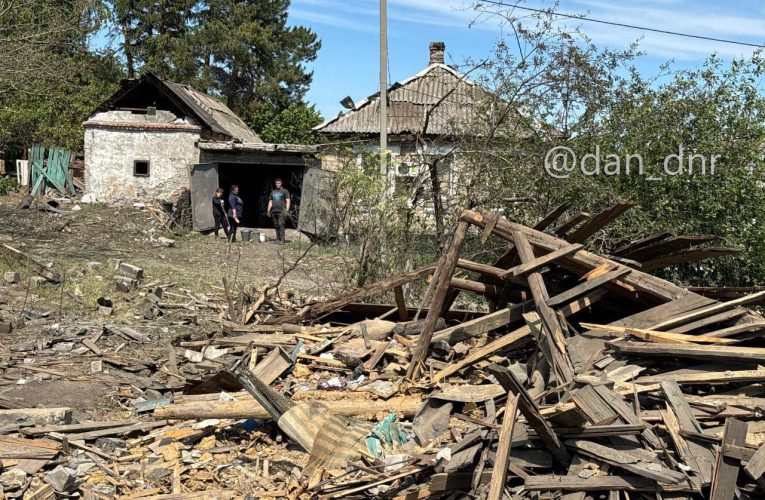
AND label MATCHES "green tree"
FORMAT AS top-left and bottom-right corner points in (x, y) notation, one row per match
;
(110, 0), (320, 128)
(0, 0), (121, 156)
(256, 103), (323, 144)
(192, 0), (320, 117)
(594, 55), (765, 286)
(111, 0), (197, 79)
